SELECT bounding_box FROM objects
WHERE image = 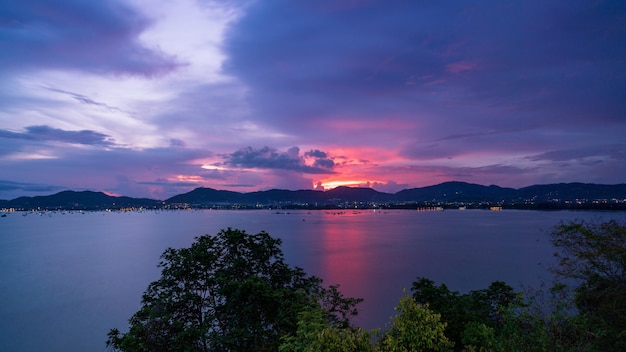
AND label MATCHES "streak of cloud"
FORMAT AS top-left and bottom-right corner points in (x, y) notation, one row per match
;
(0, 125), (114, 146)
